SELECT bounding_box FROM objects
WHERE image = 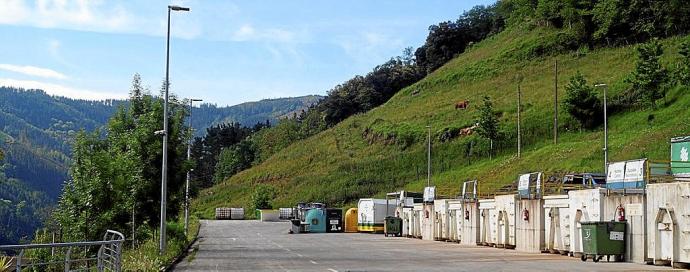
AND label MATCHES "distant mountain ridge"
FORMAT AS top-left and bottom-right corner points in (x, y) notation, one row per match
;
(192, 95), (323, 136)
(0, 86), (321, 197)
